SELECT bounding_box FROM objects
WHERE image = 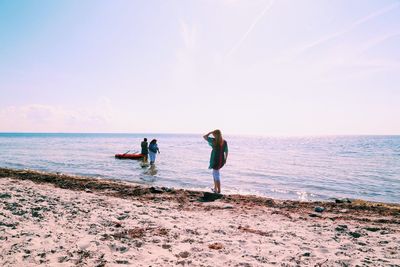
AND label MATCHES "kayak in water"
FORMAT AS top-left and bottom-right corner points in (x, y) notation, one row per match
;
(115, 153), (144, 160)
